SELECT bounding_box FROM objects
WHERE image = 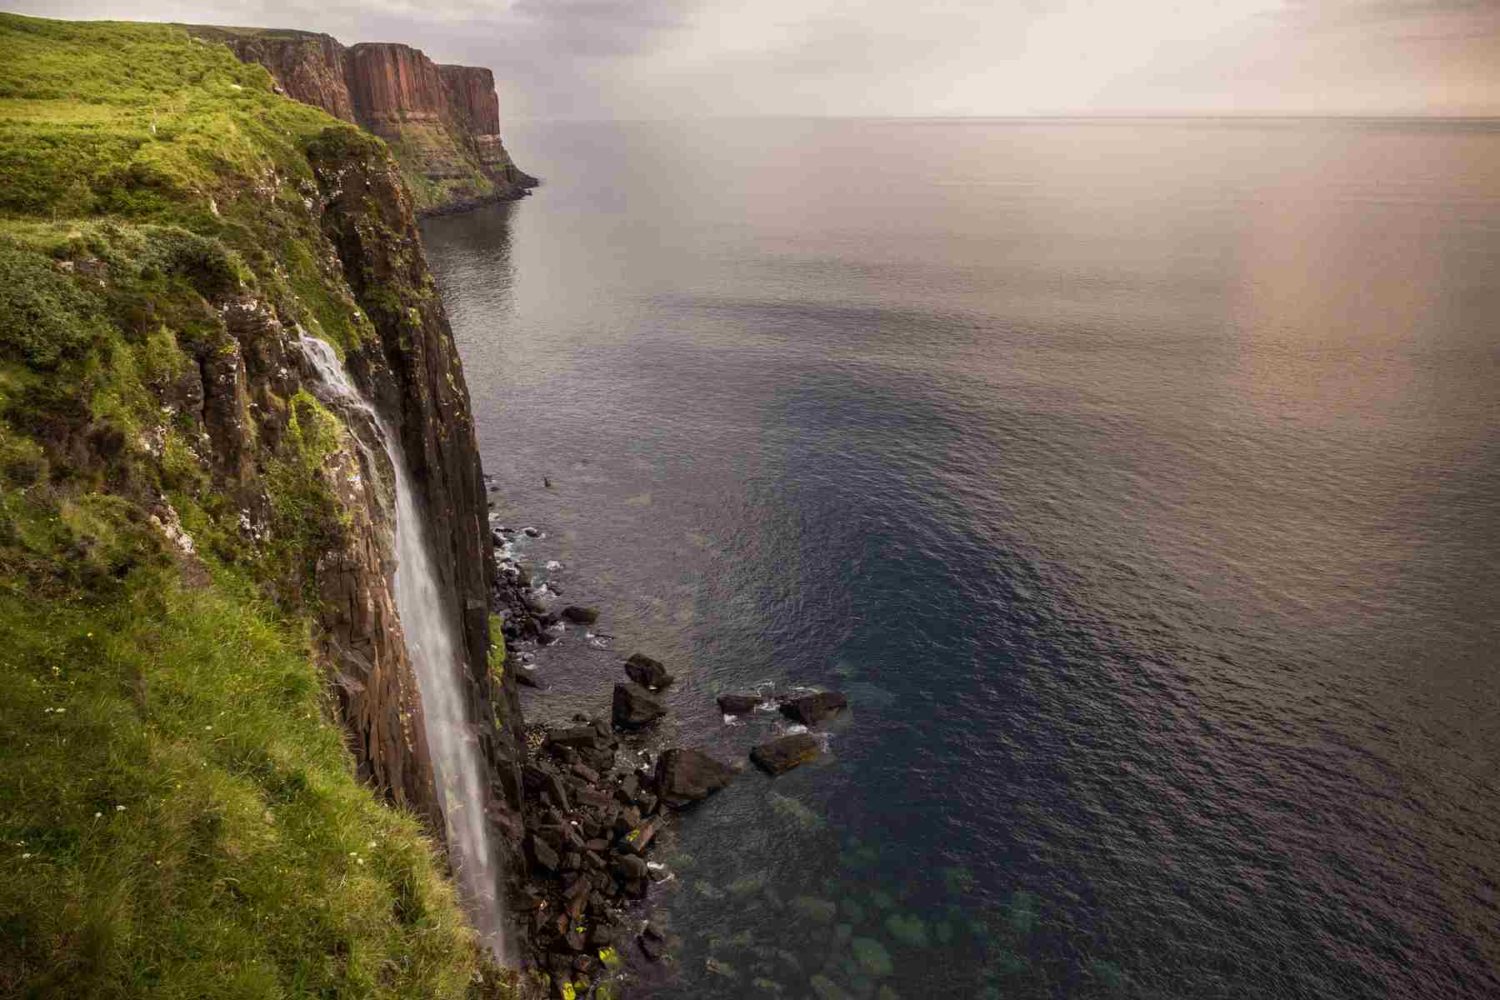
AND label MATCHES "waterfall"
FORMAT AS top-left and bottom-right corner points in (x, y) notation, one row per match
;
(299, 334), (508, 960)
